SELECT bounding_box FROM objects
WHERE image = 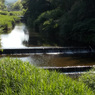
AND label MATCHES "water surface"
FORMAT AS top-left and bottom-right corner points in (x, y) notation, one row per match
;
(1, 23), (29, 48)
(1, 54), (95, 67)
(0, 23), (95, 67)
